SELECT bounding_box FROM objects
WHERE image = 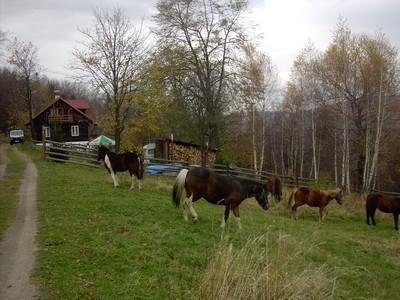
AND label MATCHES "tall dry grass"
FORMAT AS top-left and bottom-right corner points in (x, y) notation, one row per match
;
(195, 233), (337, 300)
